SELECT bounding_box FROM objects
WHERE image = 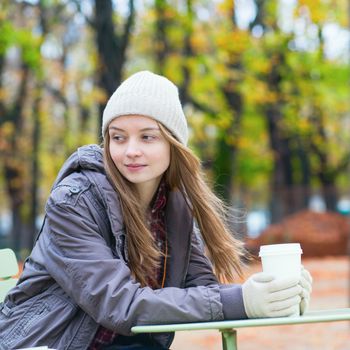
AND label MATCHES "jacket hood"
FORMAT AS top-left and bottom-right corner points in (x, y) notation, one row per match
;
(52, 144), (105, 188)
